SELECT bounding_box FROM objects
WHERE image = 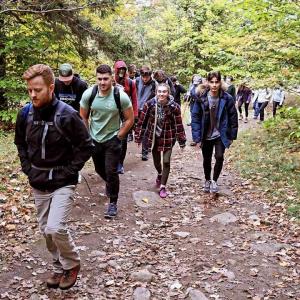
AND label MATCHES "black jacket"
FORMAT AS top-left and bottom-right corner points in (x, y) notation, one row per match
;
(174, 84), (187, 106)
(14, 97), (94, 191)
(54, 76), (88, 111)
